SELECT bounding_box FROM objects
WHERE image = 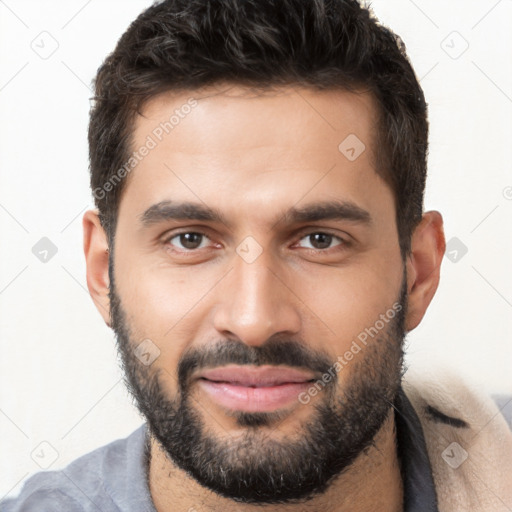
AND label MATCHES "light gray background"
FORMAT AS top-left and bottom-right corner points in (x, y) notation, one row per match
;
(1, 0), (511, 499)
